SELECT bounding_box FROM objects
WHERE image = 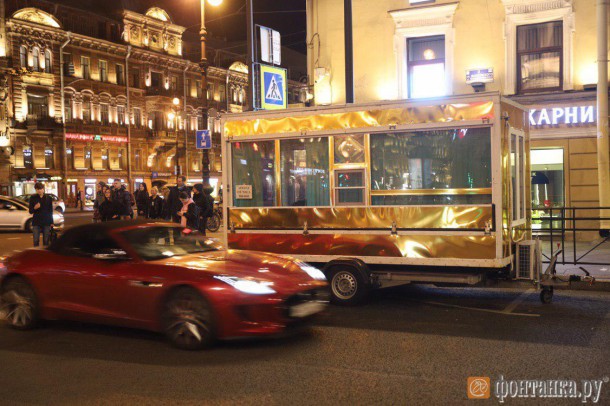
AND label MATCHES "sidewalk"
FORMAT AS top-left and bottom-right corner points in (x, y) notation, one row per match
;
(540, 239), (610, 281)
